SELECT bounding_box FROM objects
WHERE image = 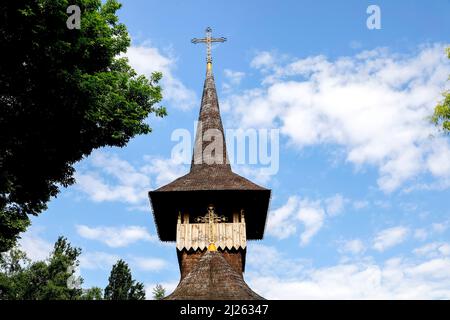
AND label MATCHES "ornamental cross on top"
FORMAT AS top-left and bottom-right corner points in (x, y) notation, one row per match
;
(195, 205), (228, 247)
(195, 205), (228, 224)
(191, 27), (226, 68)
